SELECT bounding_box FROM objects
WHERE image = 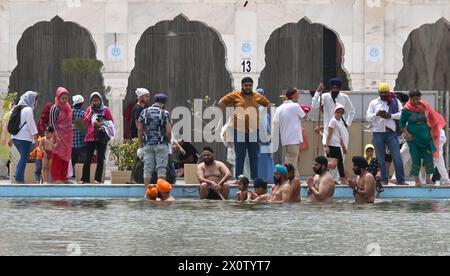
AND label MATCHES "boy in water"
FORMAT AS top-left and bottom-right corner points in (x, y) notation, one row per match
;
(235, 175), (250, 202)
